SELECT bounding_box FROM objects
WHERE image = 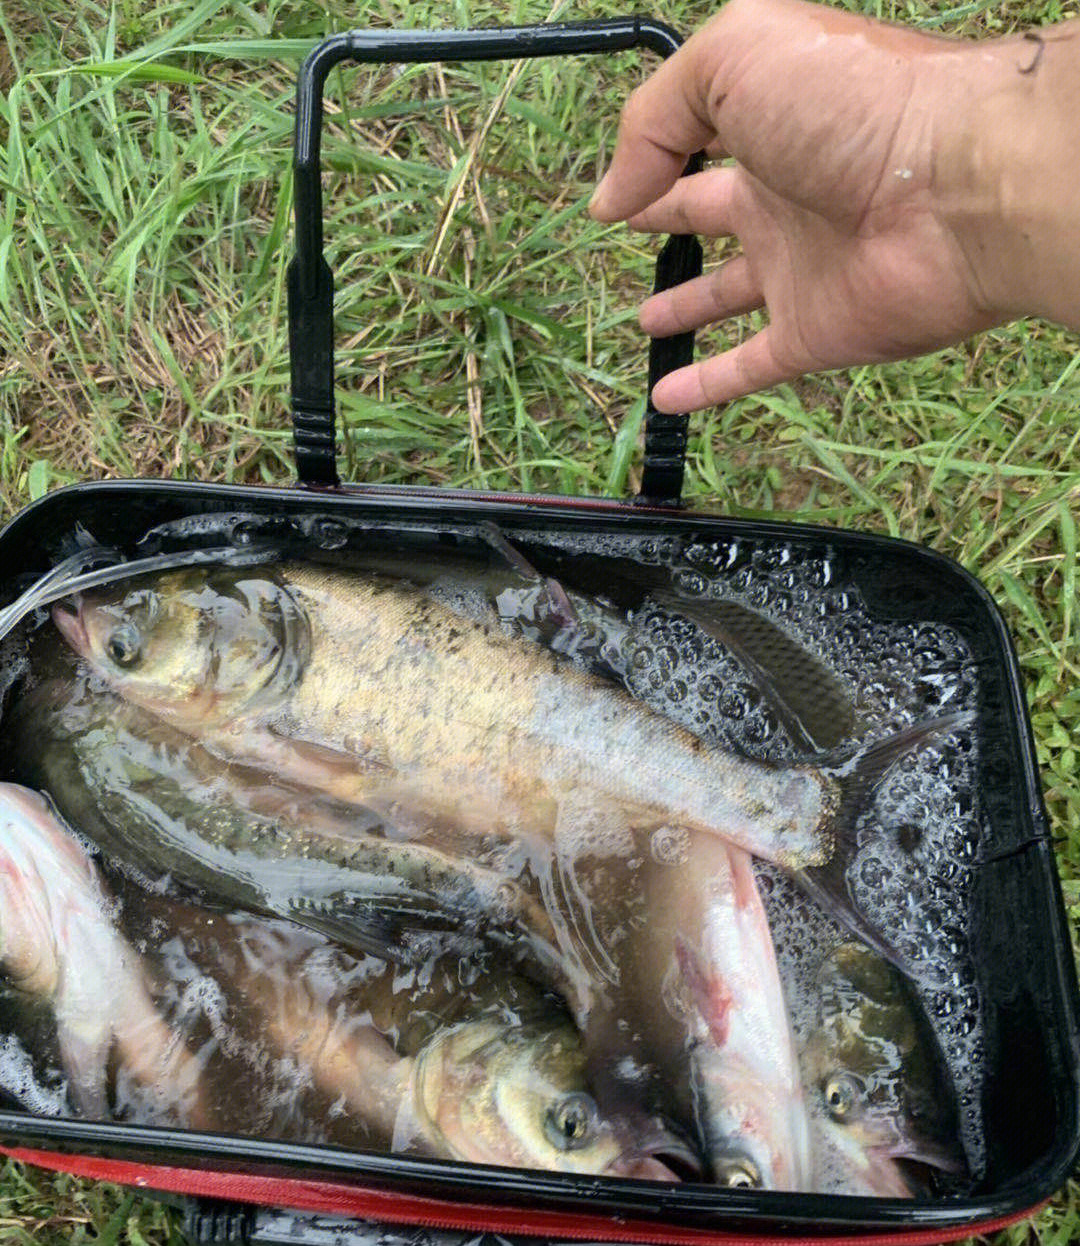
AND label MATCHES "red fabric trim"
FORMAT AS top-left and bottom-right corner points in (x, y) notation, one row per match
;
(329, 483), (684, 514)
(0, 1146), (1049, 1246)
